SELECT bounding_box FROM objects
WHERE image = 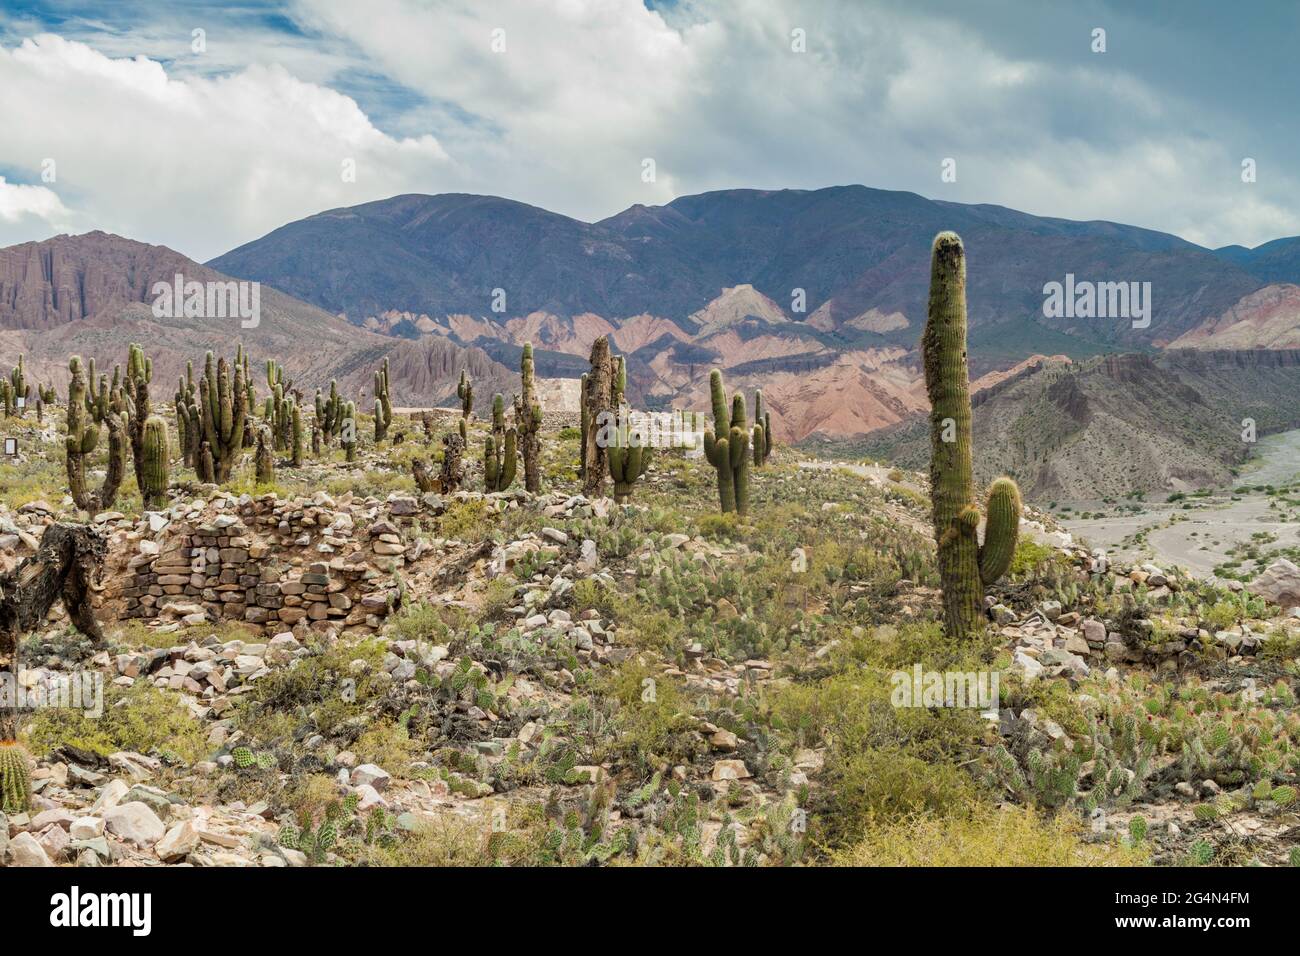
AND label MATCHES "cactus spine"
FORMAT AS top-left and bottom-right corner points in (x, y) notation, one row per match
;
(374, 357), (392, 442)
(65, 356), (127, 515)
(196, 350), (248, 484)
(140, 415), (170, 509)
(515, 344), (542, 492)
(703, 369), (750, 515)
(0, 741), (31, 814)
(484, 393), (517, 491)
(923, 231), (1022, 640)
